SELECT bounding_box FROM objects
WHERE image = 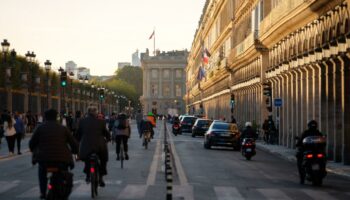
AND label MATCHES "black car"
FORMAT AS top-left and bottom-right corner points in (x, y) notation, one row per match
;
(192, 119), (212, 137)
(204, 122), (240, 150)
(179, 116), (197, 133)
